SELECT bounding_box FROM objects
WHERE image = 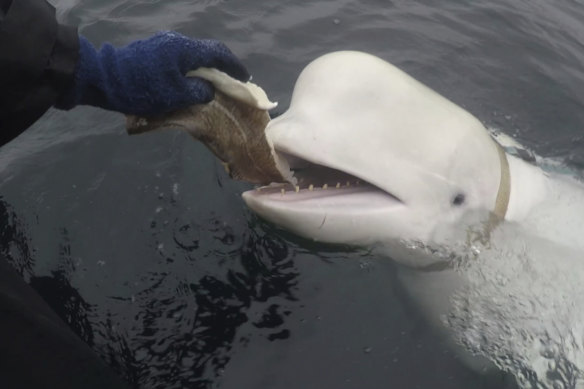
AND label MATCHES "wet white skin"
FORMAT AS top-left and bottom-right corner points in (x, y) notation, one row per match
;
(243, 51), (527, 267)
